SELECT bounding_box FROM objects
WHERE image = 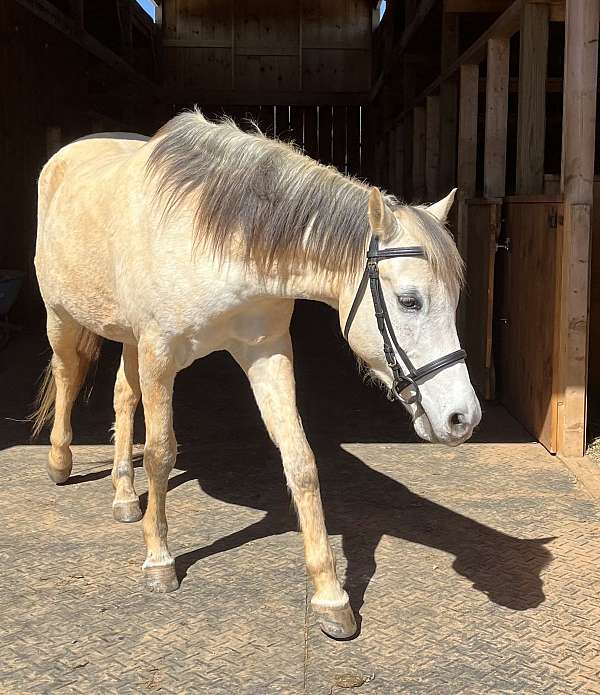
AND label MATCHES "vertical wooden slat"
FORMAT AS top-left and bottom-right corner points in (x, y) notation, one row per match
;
(412, 106), (426, 200)
(439, 12), (459, 195)
(516, 2), (549, 194)
(484, 38), (509, 198)
(457, 64), (479, 260)
(258, 104), (275, 136)
(425, 95), (440, 200)
(557, 0), (599, 457)
(346, 105), (361, 177)
(319, 105), (333, 164)
(290, 105), (304, 150)
(332, 106), (347, 173)
(276, 105), (291, 141)
(303, 106), (318, 160)
(387, 128), (396, 191)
